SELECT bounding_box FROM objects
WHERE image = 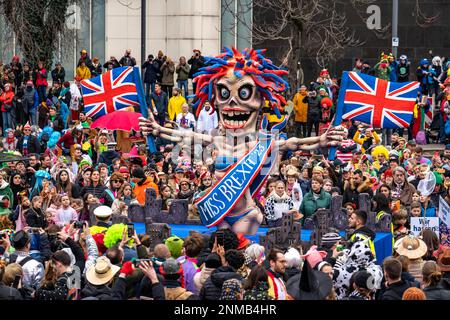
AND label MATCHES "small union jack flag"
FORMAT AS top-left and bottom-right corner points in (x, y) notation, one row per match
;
(338, 71), (420, 129)
(80, 67), (140, 118)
